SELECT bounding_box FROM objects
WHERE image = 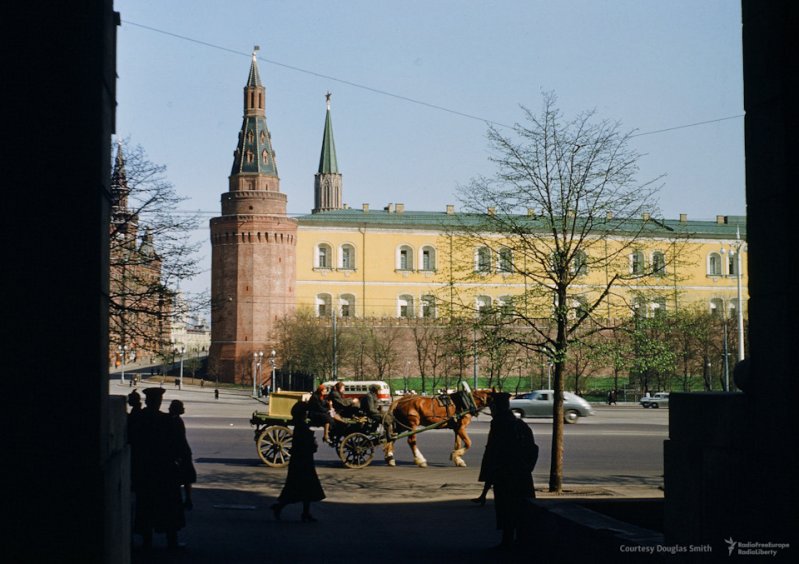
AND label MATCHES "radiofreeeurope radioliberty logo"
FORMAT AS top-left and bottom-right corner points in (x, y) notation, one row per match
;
(724, 538), (790, 557)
